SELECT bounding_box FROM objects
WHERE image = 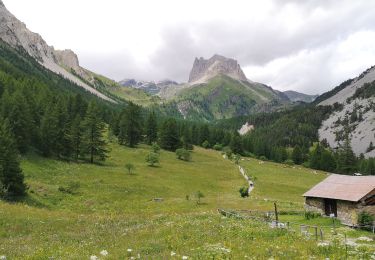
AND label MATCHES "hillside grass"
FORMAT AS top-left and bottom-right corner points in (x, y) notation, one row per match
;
(0, 144), (374, 259)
